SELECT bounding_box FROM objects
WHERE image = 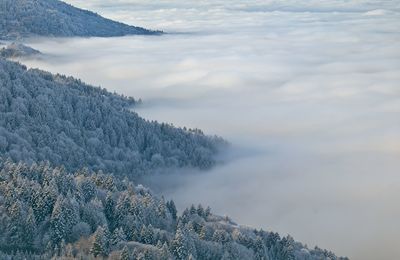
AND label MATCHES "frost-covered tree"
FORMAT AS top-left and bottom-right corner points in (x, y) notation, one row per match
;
(24, 208), (37, 251)
(90, 226), (109, 257)
(172, 227), (191, 260)
(167, 200), (178, 220)
(254, 236), (269, 260)
(120, 245), (130, 260)
(112, 227), (127, 246)
(50, 196), (78, 243)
